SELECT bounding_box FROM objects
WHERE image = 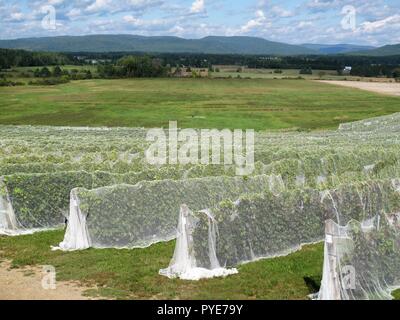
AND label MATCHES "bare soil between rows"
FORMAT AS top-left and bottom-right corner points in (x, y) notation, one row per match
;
(0, 259), (99, 300)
